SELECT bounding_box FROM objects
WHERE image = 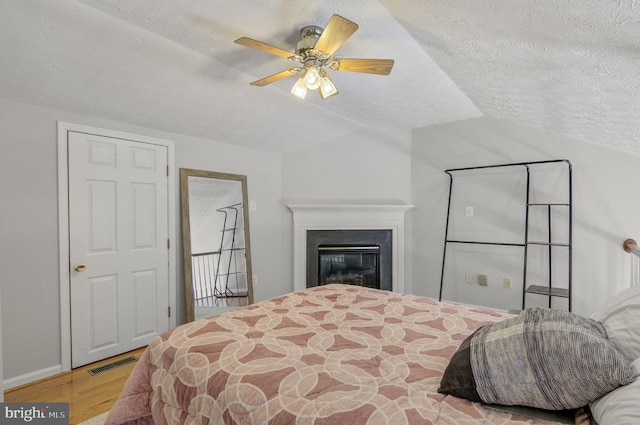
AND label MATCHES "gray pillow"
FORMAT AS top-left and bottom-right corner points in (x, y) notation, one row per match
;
(438, 308), (634, 410)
